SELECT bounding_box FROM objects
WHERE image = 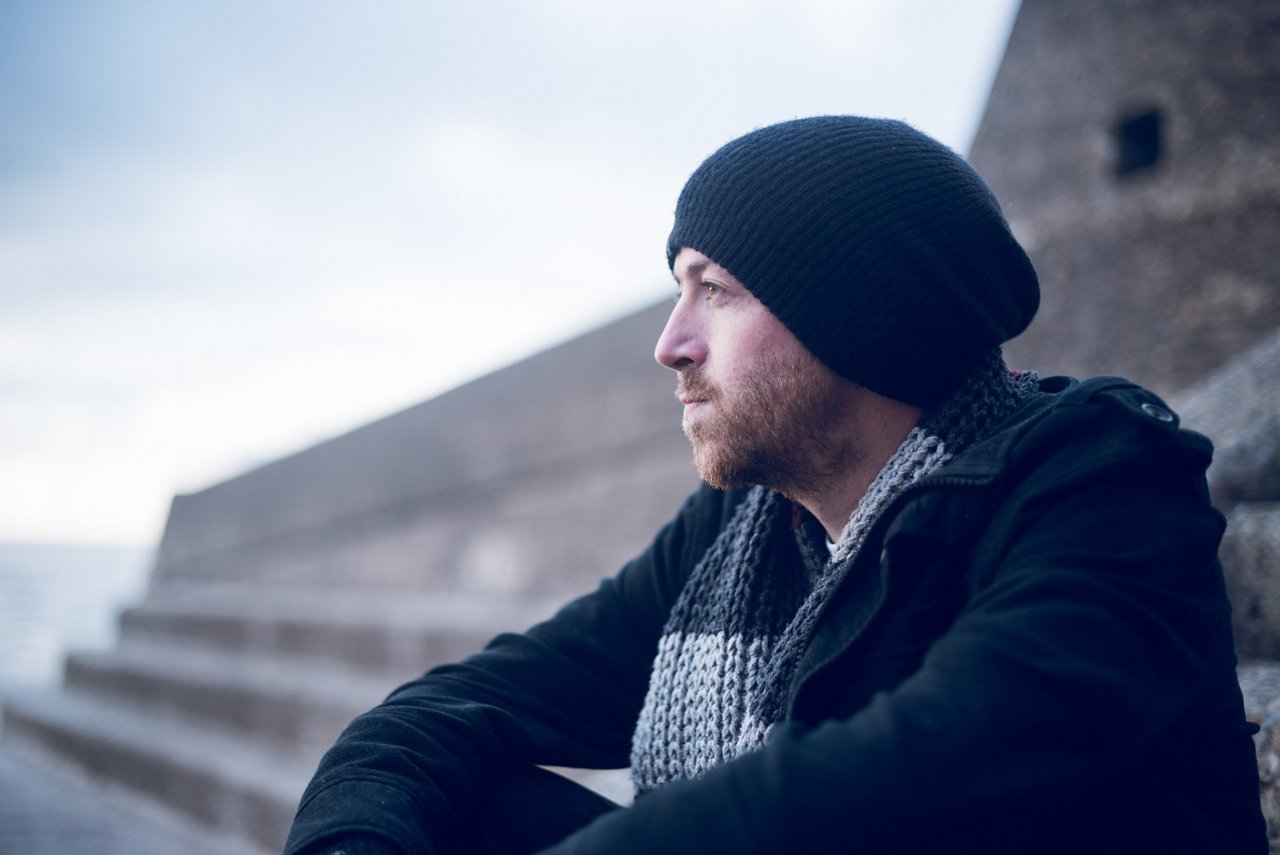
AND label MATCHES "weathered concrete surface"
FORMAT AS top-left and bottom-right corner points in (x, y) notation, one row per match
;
(1170, 328), (1280, 660)
(1238, 662), (1280, 851)
(1220, 505), (1280, 661)
(151, 300), (697, 599)
(970, 0), (1280, 398)
(0, 583), (573, 853)
(0, 743), (247, 855)
(3, 685), (306, 853)
(1173, 327), (1280, 508)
